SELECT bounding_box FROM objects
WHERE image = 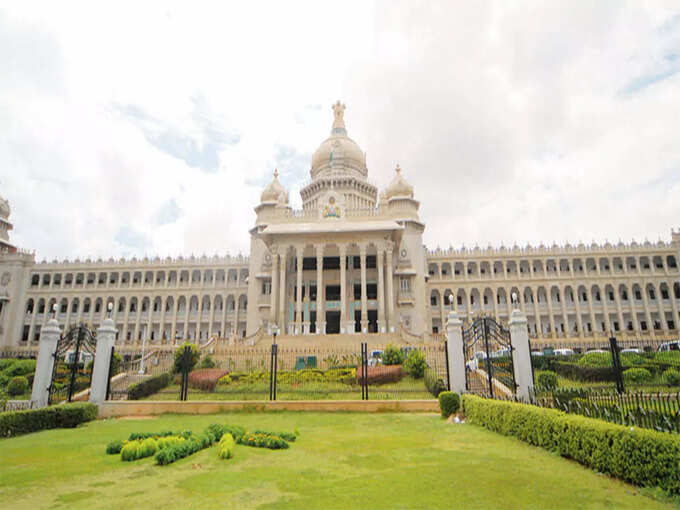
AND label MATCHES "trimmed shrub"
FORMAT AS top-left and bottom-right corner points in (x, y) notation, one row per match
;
(154, 436), (205, 466)
(199, 355), (216, 369)
(355, 365), (402, 385)
(205, 423), (246, 442)
(173, 343), (200, 374)
(188, 369), (229, 392)
(462, 394), (680, 494)
(424, 367), (447, 397)
(554, 361), (616, 382)
(238, 432), (289, 449)
(536, 370), (558, 391)
(7, 376), (29, 396)
(382, 344), (405, 366)
(218, 433), (235, 459)
(662, 368), (680, 387)
(0, 359), (36, 386)
(106, 440), (123, 454)
(121, 441), (140, 461)
(218, 374), (232, 385)
(128, 430), (174, 441)
(252, 429), (298, 442)
(127, 372), (172, 400)
(623, 367), (653, 385)
(403, 350), (427, 379)
(438, 391), (460, 418)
